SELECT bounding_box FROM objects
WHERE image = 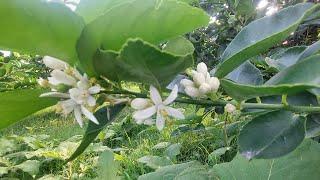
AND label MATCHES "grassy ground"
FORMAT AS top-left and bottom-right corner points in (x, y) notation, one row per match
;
(0, 104), (235, 179)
